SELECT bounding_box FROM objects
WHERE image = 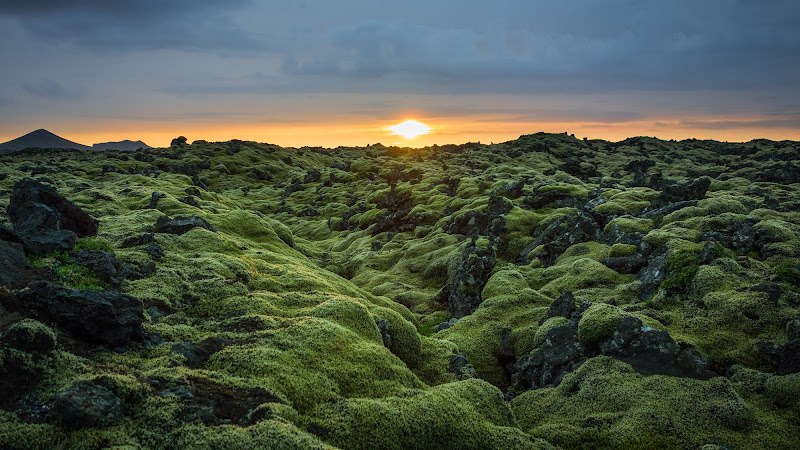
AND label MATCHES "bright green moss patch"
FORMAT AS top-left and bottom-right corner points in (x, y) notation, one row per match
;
(305, 378), (549, 450)
(577, 303), (628, 347)
(511, 356), (799, 449)
(609, 243), (637, 257)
